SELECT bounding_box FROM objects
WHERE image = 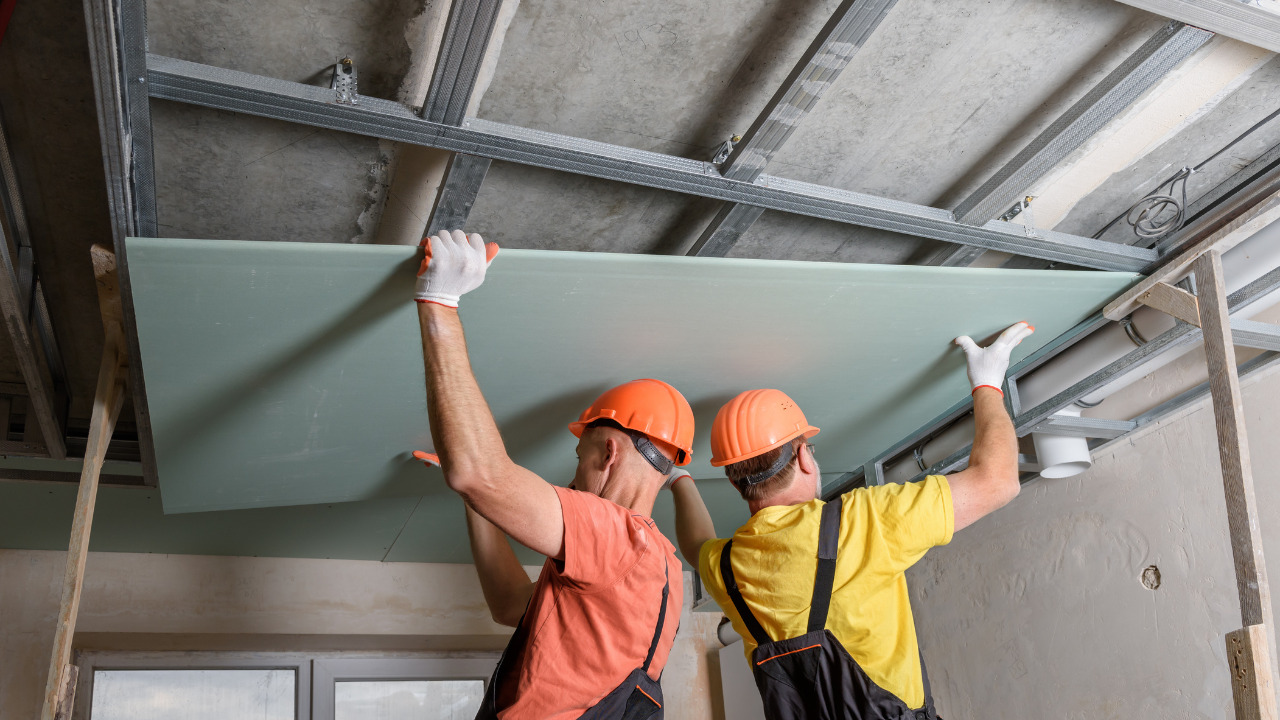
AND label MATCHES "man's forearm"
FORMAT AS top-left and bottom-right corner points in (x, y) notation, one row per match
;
(418, 303), (510, 486)
(967, 387), (1017, 487)
(671, 477), (717, 565)
(466, 503), (535, 627)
